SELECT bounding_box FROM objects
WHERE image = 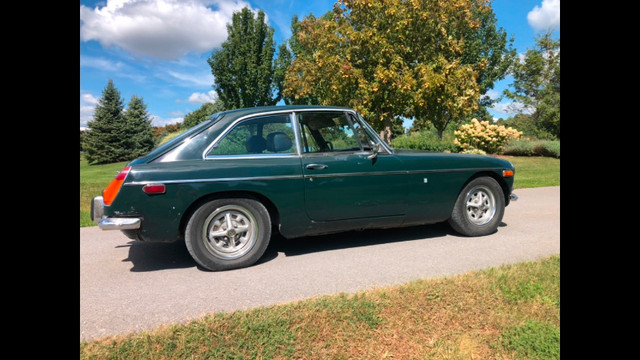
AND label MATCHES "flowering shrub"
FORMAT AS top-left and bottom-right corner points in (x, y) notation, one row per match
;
(454, 119), (523, 154)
